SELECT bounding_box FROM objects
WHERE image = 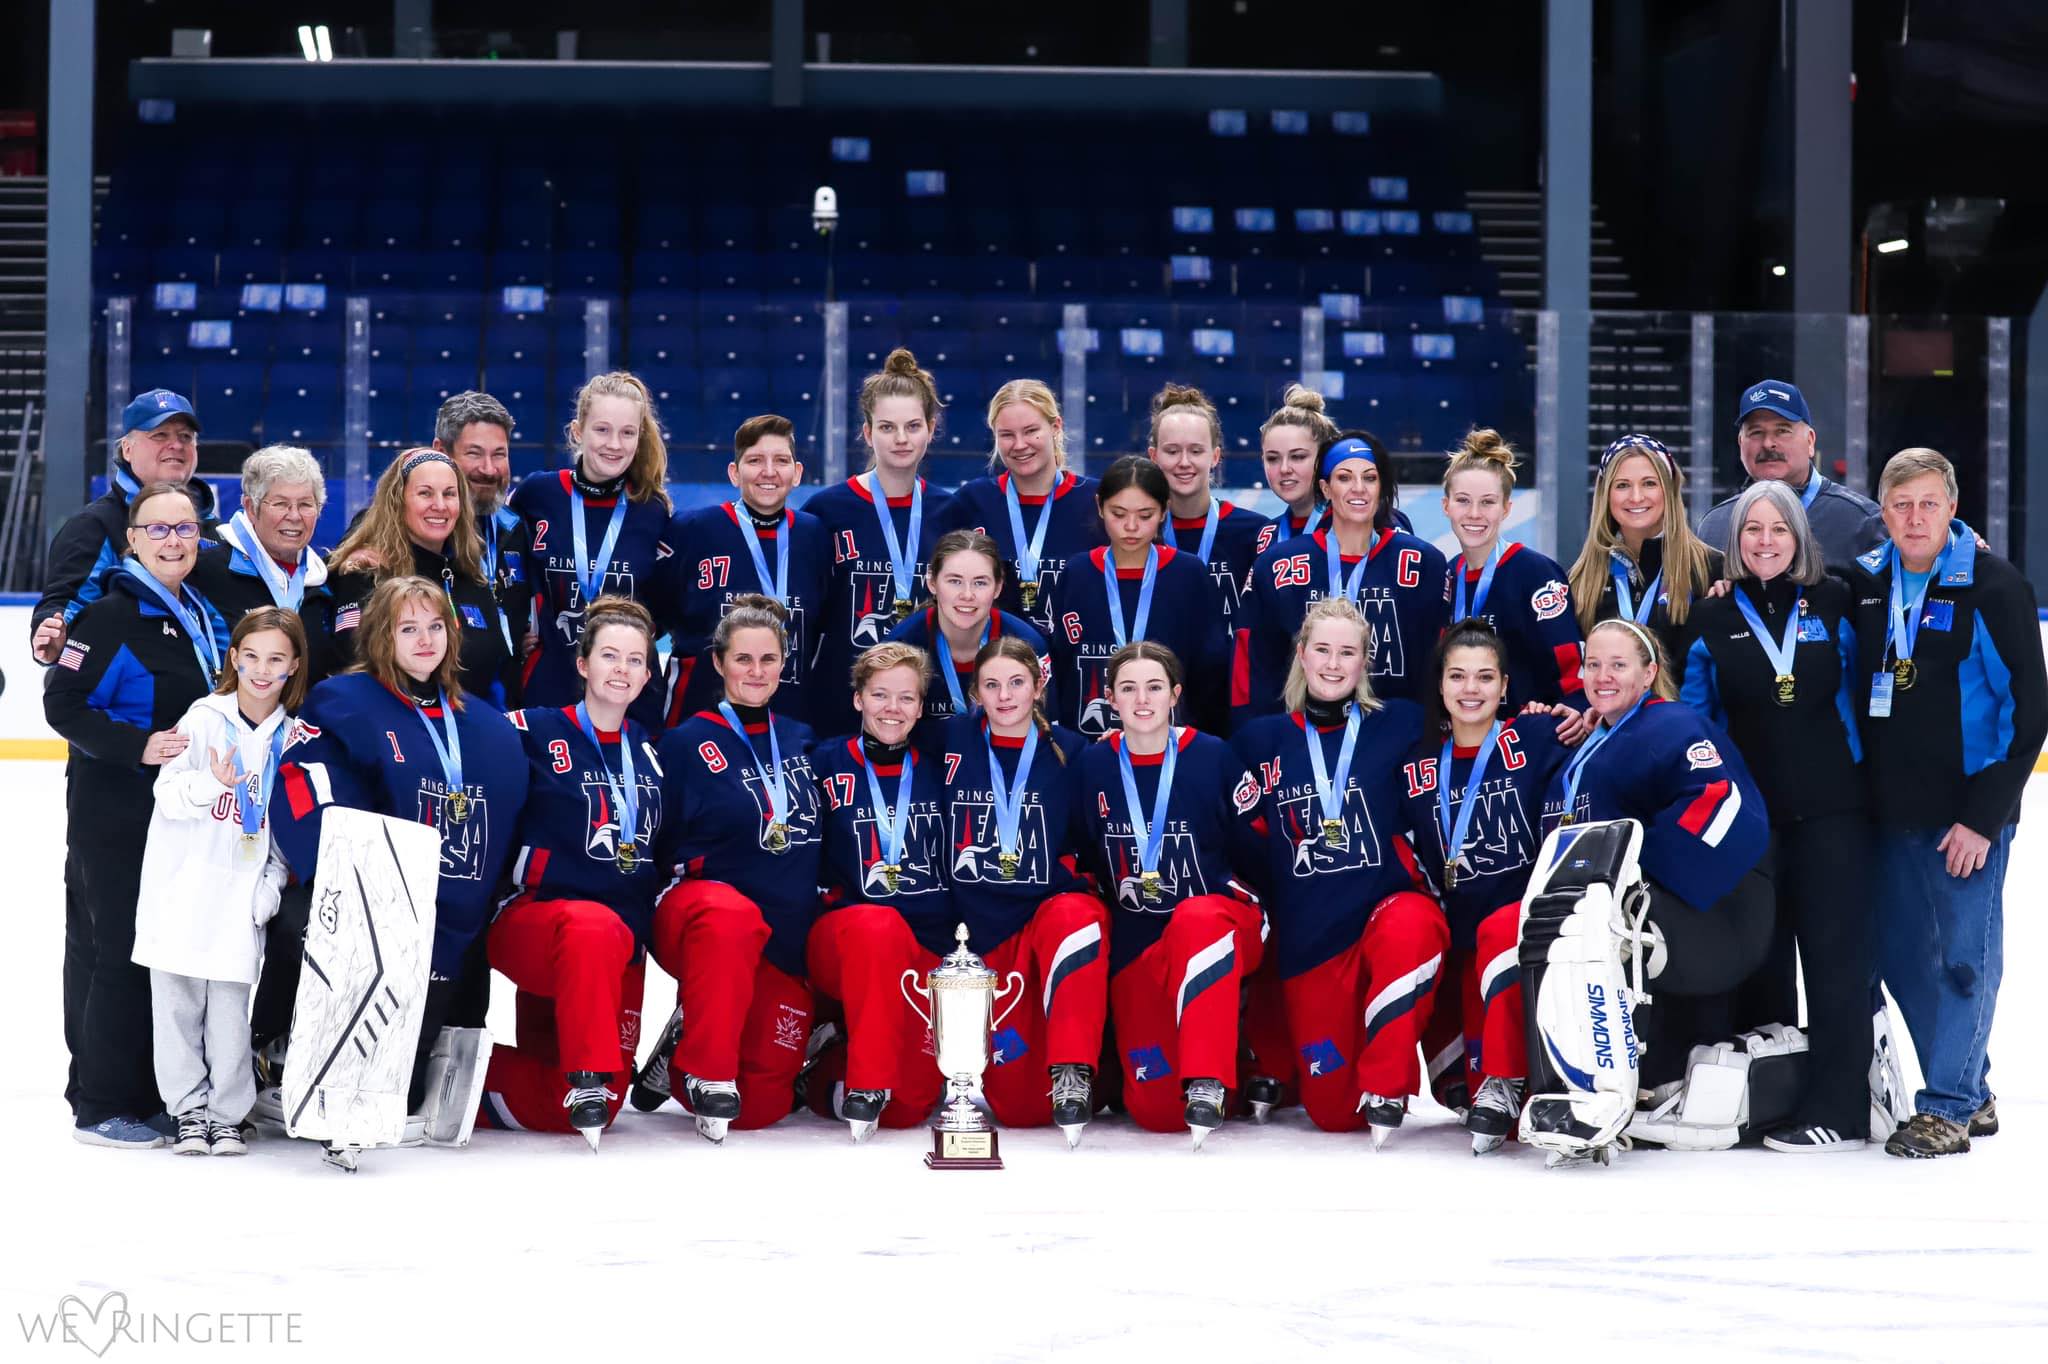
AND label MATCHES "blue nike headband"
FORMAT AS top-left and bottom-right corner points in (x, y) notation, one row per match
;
(1320, 437), (1376, 480)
